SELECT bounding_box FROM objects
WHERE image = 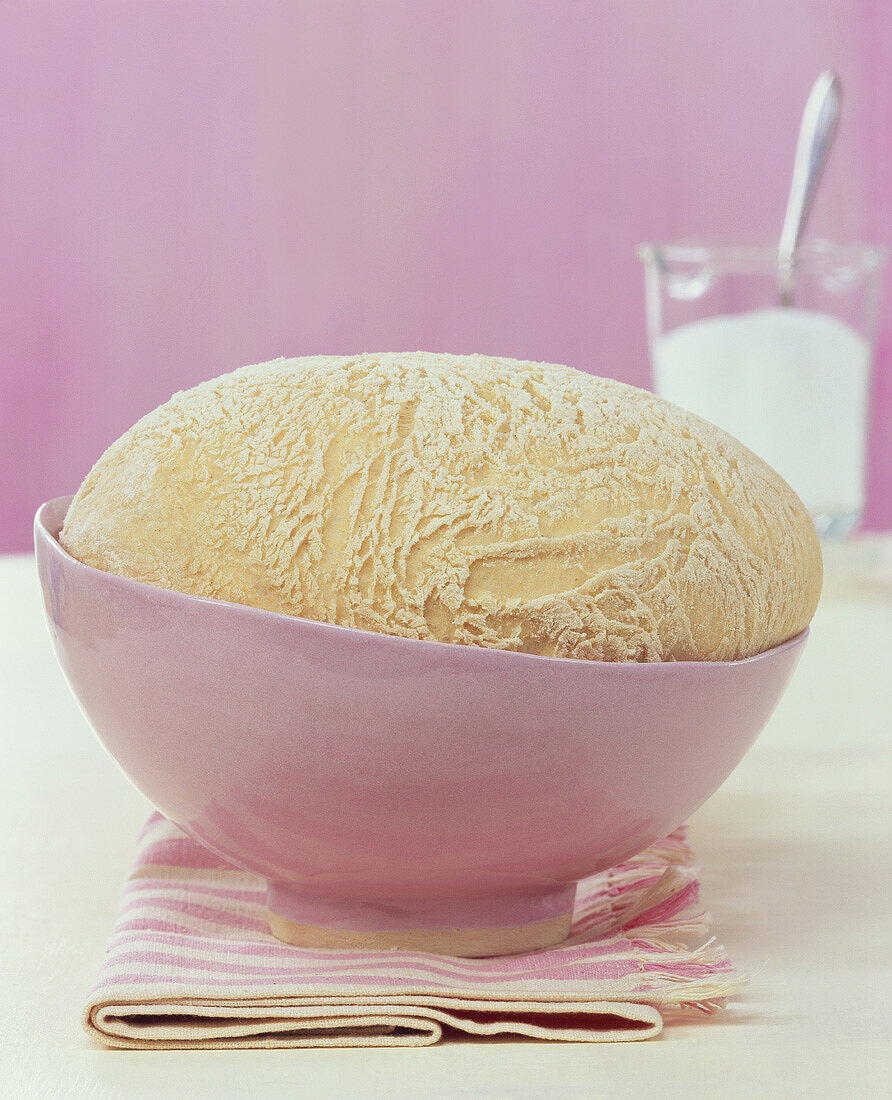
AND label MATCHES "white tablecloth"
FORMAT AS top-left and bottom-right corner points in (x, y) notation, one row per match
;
(2, 544), (890, 1098)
